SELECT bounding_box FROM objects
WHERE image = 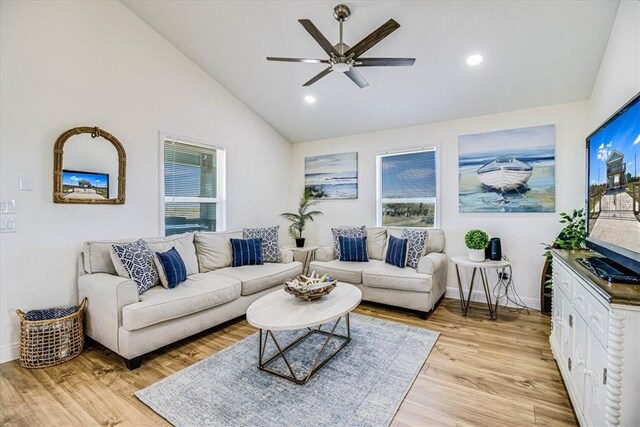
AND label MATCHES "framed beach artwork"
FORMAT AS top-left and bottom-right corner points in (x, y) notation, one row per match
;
(304, 152), (358, 199)
(458, 124), (555, 213)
